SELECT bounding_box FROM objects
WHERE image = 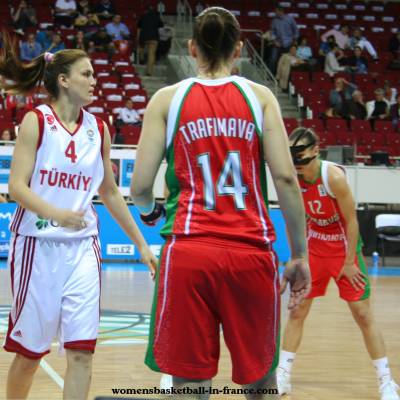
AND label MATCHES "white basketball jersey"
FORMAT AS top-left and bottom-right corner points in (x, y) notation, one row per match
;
(10, 104), (105, 239)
